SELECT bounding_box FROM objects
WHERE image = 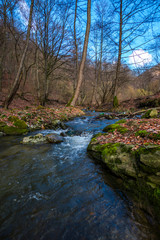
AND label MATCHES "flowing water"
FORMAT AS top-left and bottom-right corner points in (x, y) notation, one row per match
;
(0, 112), (159, 240)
